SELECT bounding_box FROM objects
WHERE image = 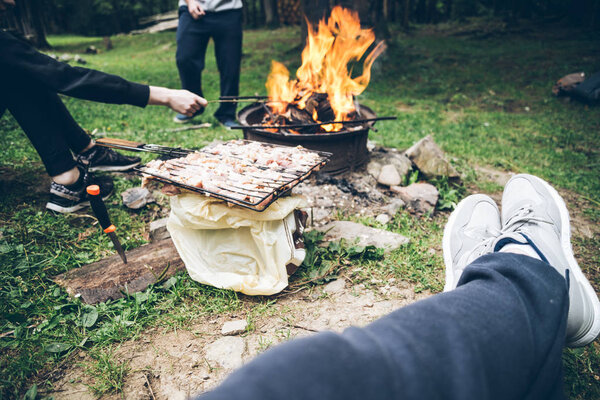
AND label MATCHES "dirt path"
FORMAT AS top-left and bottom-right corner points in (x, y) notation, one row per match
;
(49, 280), (429, 399)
